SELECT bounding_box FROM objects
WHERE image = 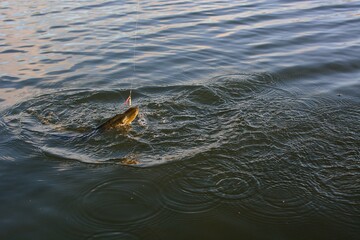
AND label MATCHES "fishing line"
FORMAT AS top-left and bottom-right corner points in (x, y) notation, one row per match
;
(126, 0), (140, 106)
